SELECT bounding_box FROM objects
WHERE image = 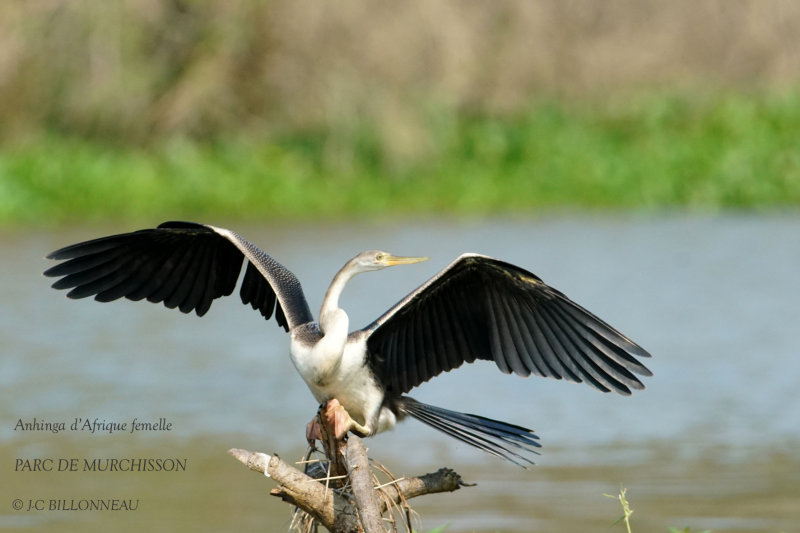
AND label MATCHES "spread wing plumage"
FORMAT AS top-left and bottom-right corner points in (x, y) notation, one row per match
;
(364, 254), (651, 396)
(43, 221), (313, 331)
